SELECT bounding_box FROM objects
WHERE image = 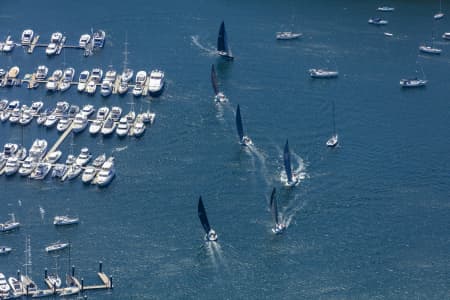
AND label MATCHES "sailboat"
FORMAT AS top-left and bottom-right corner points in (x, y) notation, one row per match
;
(235, 105), (252, 146)
(434, 0), (445, 19)
(400, 63), (428, 88)
(283, 139), (298, 187)
(217, 21), (234, 60)
(326, 100), (338, 147)
(197, 197), (218, 242)
(419, 31), (442, 54)
(270, 188), (285, 234)
(211, 64), (227, 102)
